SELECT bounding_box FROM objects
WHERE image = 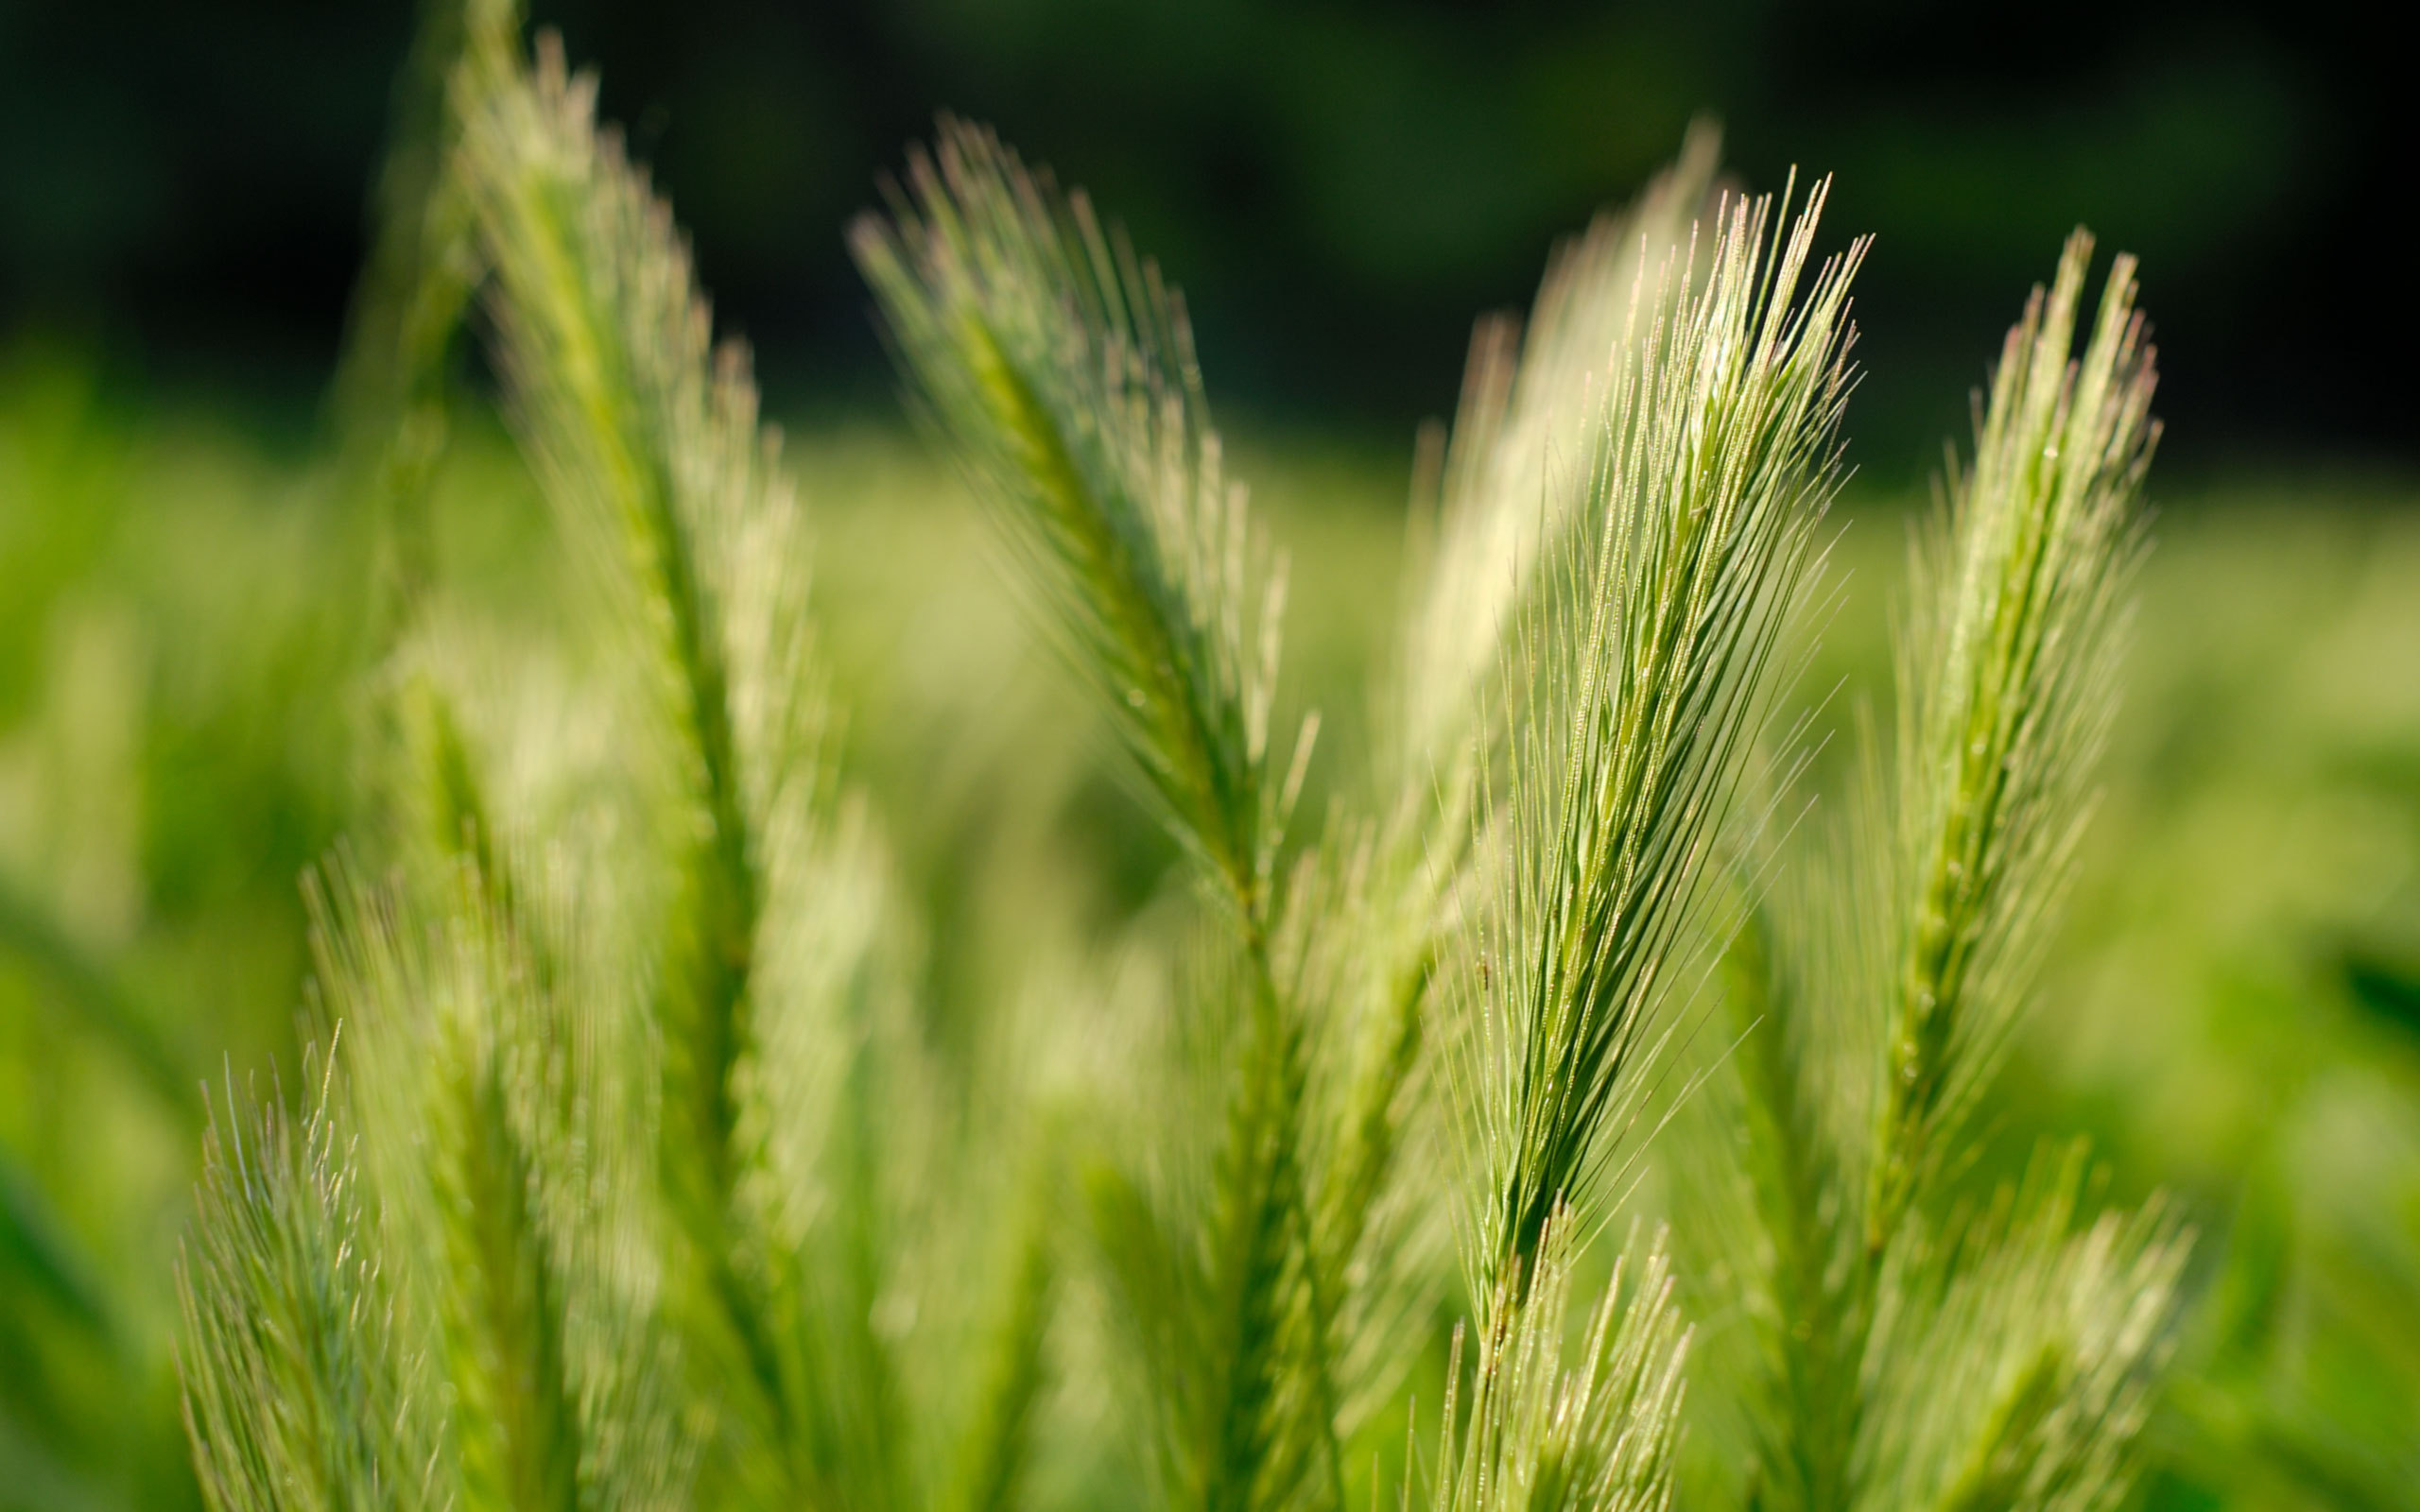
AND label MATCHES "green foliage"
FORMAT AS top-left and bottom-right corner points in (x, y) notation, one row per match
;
(1, 7), (2402, 1512)
(175, 16), (2184, 1507)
